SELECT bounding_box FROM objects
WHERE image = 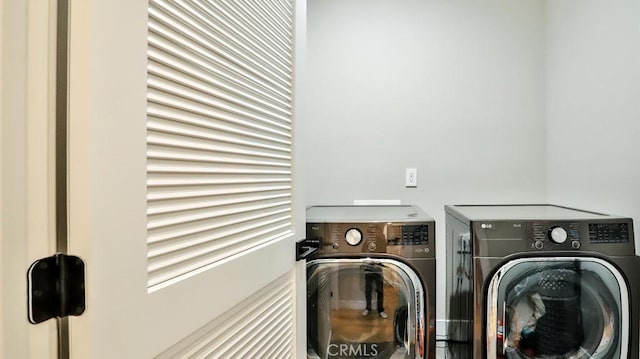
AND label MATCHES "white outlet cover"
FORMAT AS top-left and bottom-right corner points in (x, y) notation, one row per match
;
(405, 168), (417, 187)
